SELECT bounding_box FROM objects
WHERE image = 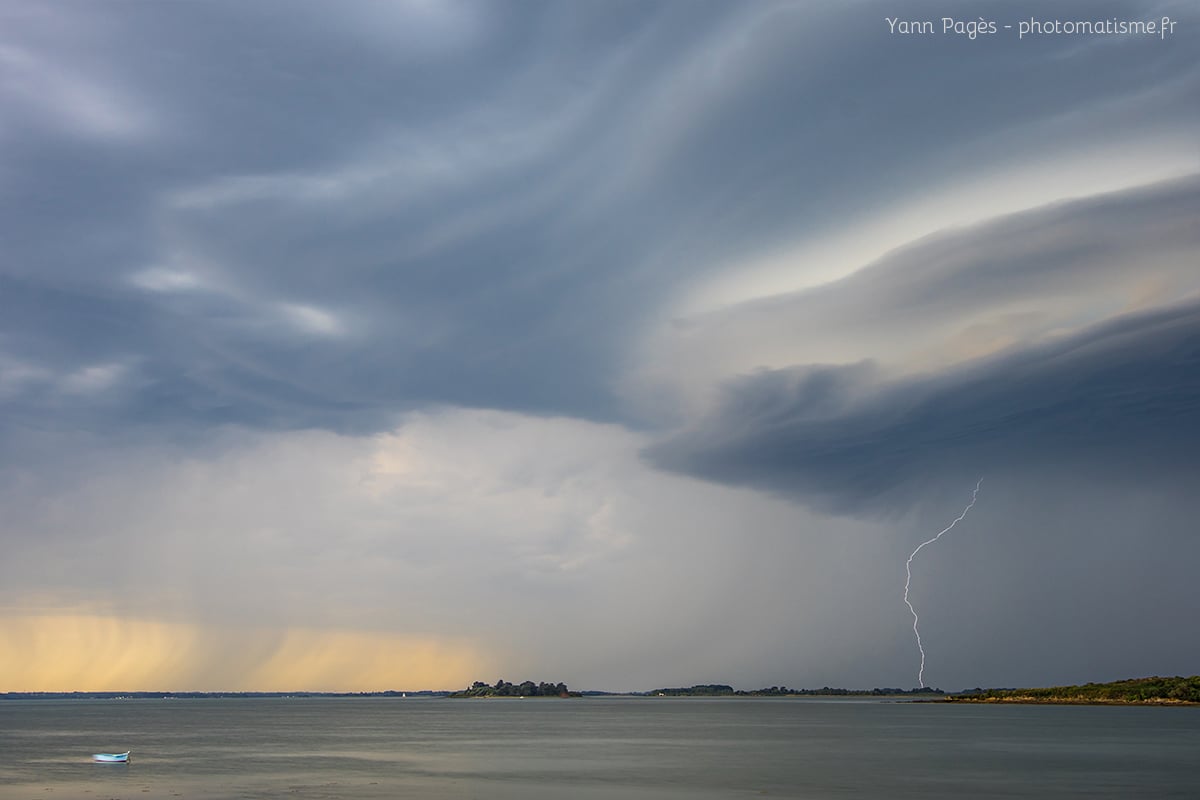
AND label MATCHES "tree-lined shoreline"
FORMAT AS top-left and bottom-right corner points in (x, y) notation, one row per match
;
(944, 676), (1200, 705)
